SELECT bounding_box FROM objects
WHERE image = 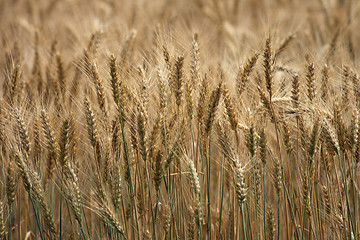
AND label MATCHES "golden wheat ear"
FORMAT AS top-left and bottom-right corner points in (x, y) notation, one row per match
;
(6, 160), (16, 208)
(236, 52), (259, 98)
